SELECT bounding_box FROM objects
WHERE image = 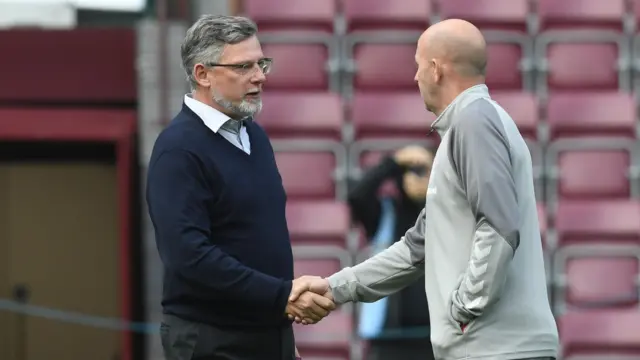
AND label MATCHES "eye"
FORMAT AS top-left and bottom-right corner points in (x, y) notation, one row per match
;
(238, 63), (252, 70)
